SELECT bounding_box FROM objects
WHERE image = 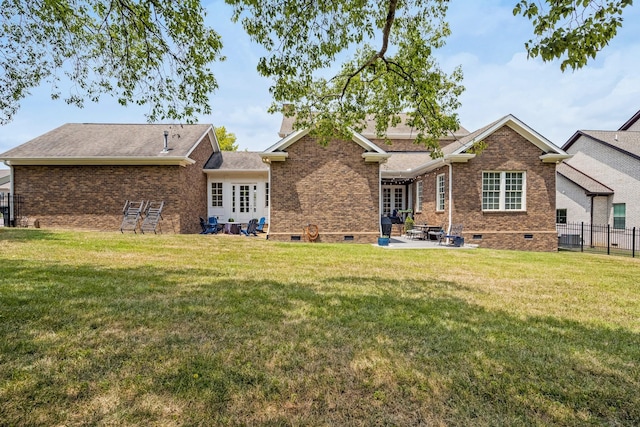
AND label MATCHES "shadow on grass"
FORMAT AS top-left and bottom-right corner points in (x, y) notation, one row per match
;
(0, 260), (638, 425)
(0, 228), (61, 241)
